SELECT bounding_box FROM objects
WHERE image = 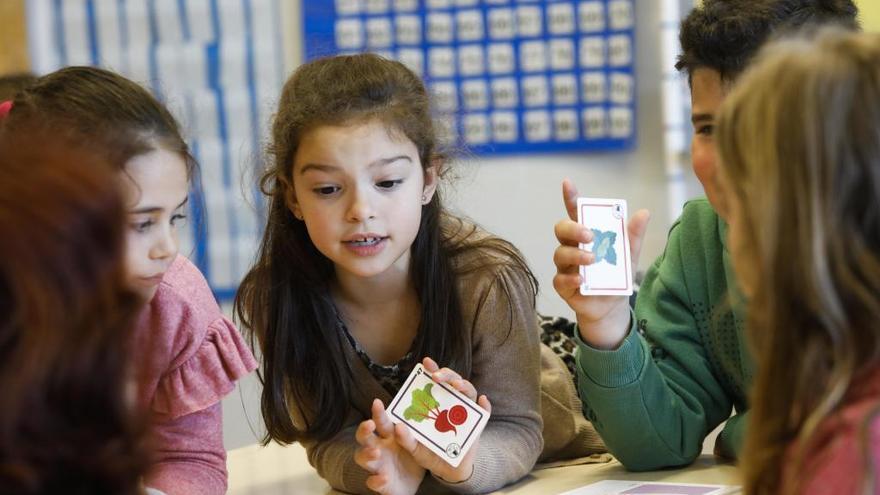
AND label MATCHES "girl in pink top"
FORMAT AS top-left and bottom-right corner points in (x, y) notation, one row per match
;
(5, 66), (258, 494)
(716, 29), (880, 495)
